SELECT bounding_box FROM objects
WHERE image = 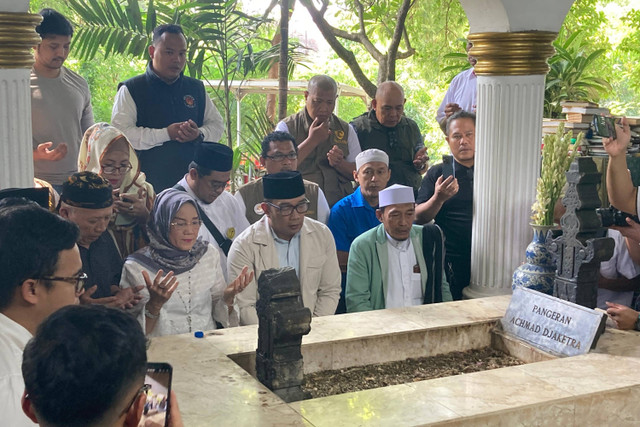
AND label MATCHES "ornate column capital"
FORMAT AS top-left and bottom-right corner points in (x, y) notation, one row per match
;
(0, 12), (42, 69)
(468, 31), (557, 76)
